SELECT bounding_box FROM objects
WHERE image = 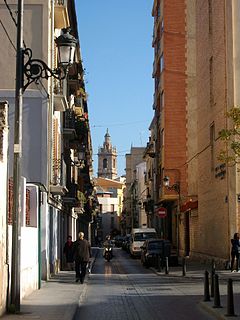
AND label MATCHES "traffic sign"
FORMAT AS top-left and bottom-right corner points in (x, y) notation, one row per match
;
(155, 207), (167, 218)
